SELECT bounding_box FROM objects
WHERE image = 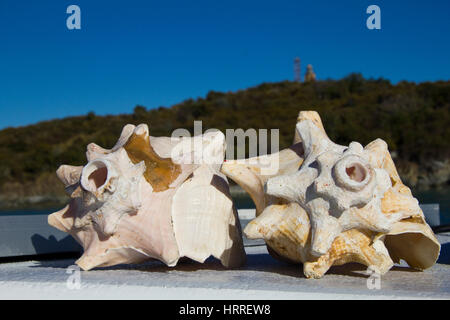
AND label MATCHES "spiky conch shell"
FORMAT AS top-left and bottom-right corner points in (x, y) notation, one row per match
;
(221, 111), (440, 278)
(49, 124), (246, 270)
